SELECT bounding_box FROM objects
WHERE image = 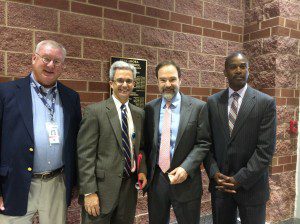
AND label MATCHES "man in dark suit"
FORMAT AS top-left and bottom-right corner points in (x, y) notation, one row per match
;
(0, 40), (82, 224)
(77, 60), (147, 224)
(145, 60), (211, 224)
(204, 52), (276, 224)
